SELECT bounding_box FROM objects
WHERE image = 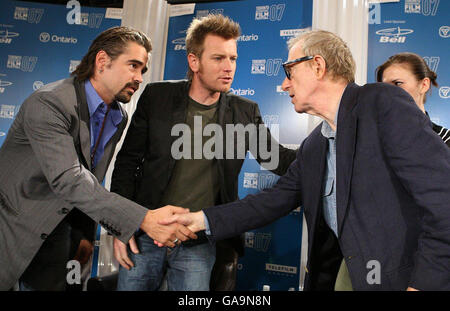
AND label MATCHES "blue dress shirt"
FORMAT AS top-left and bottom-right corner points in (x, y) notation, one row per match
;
(321, 119), (338, 237)
(84, 80), (123, 168)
